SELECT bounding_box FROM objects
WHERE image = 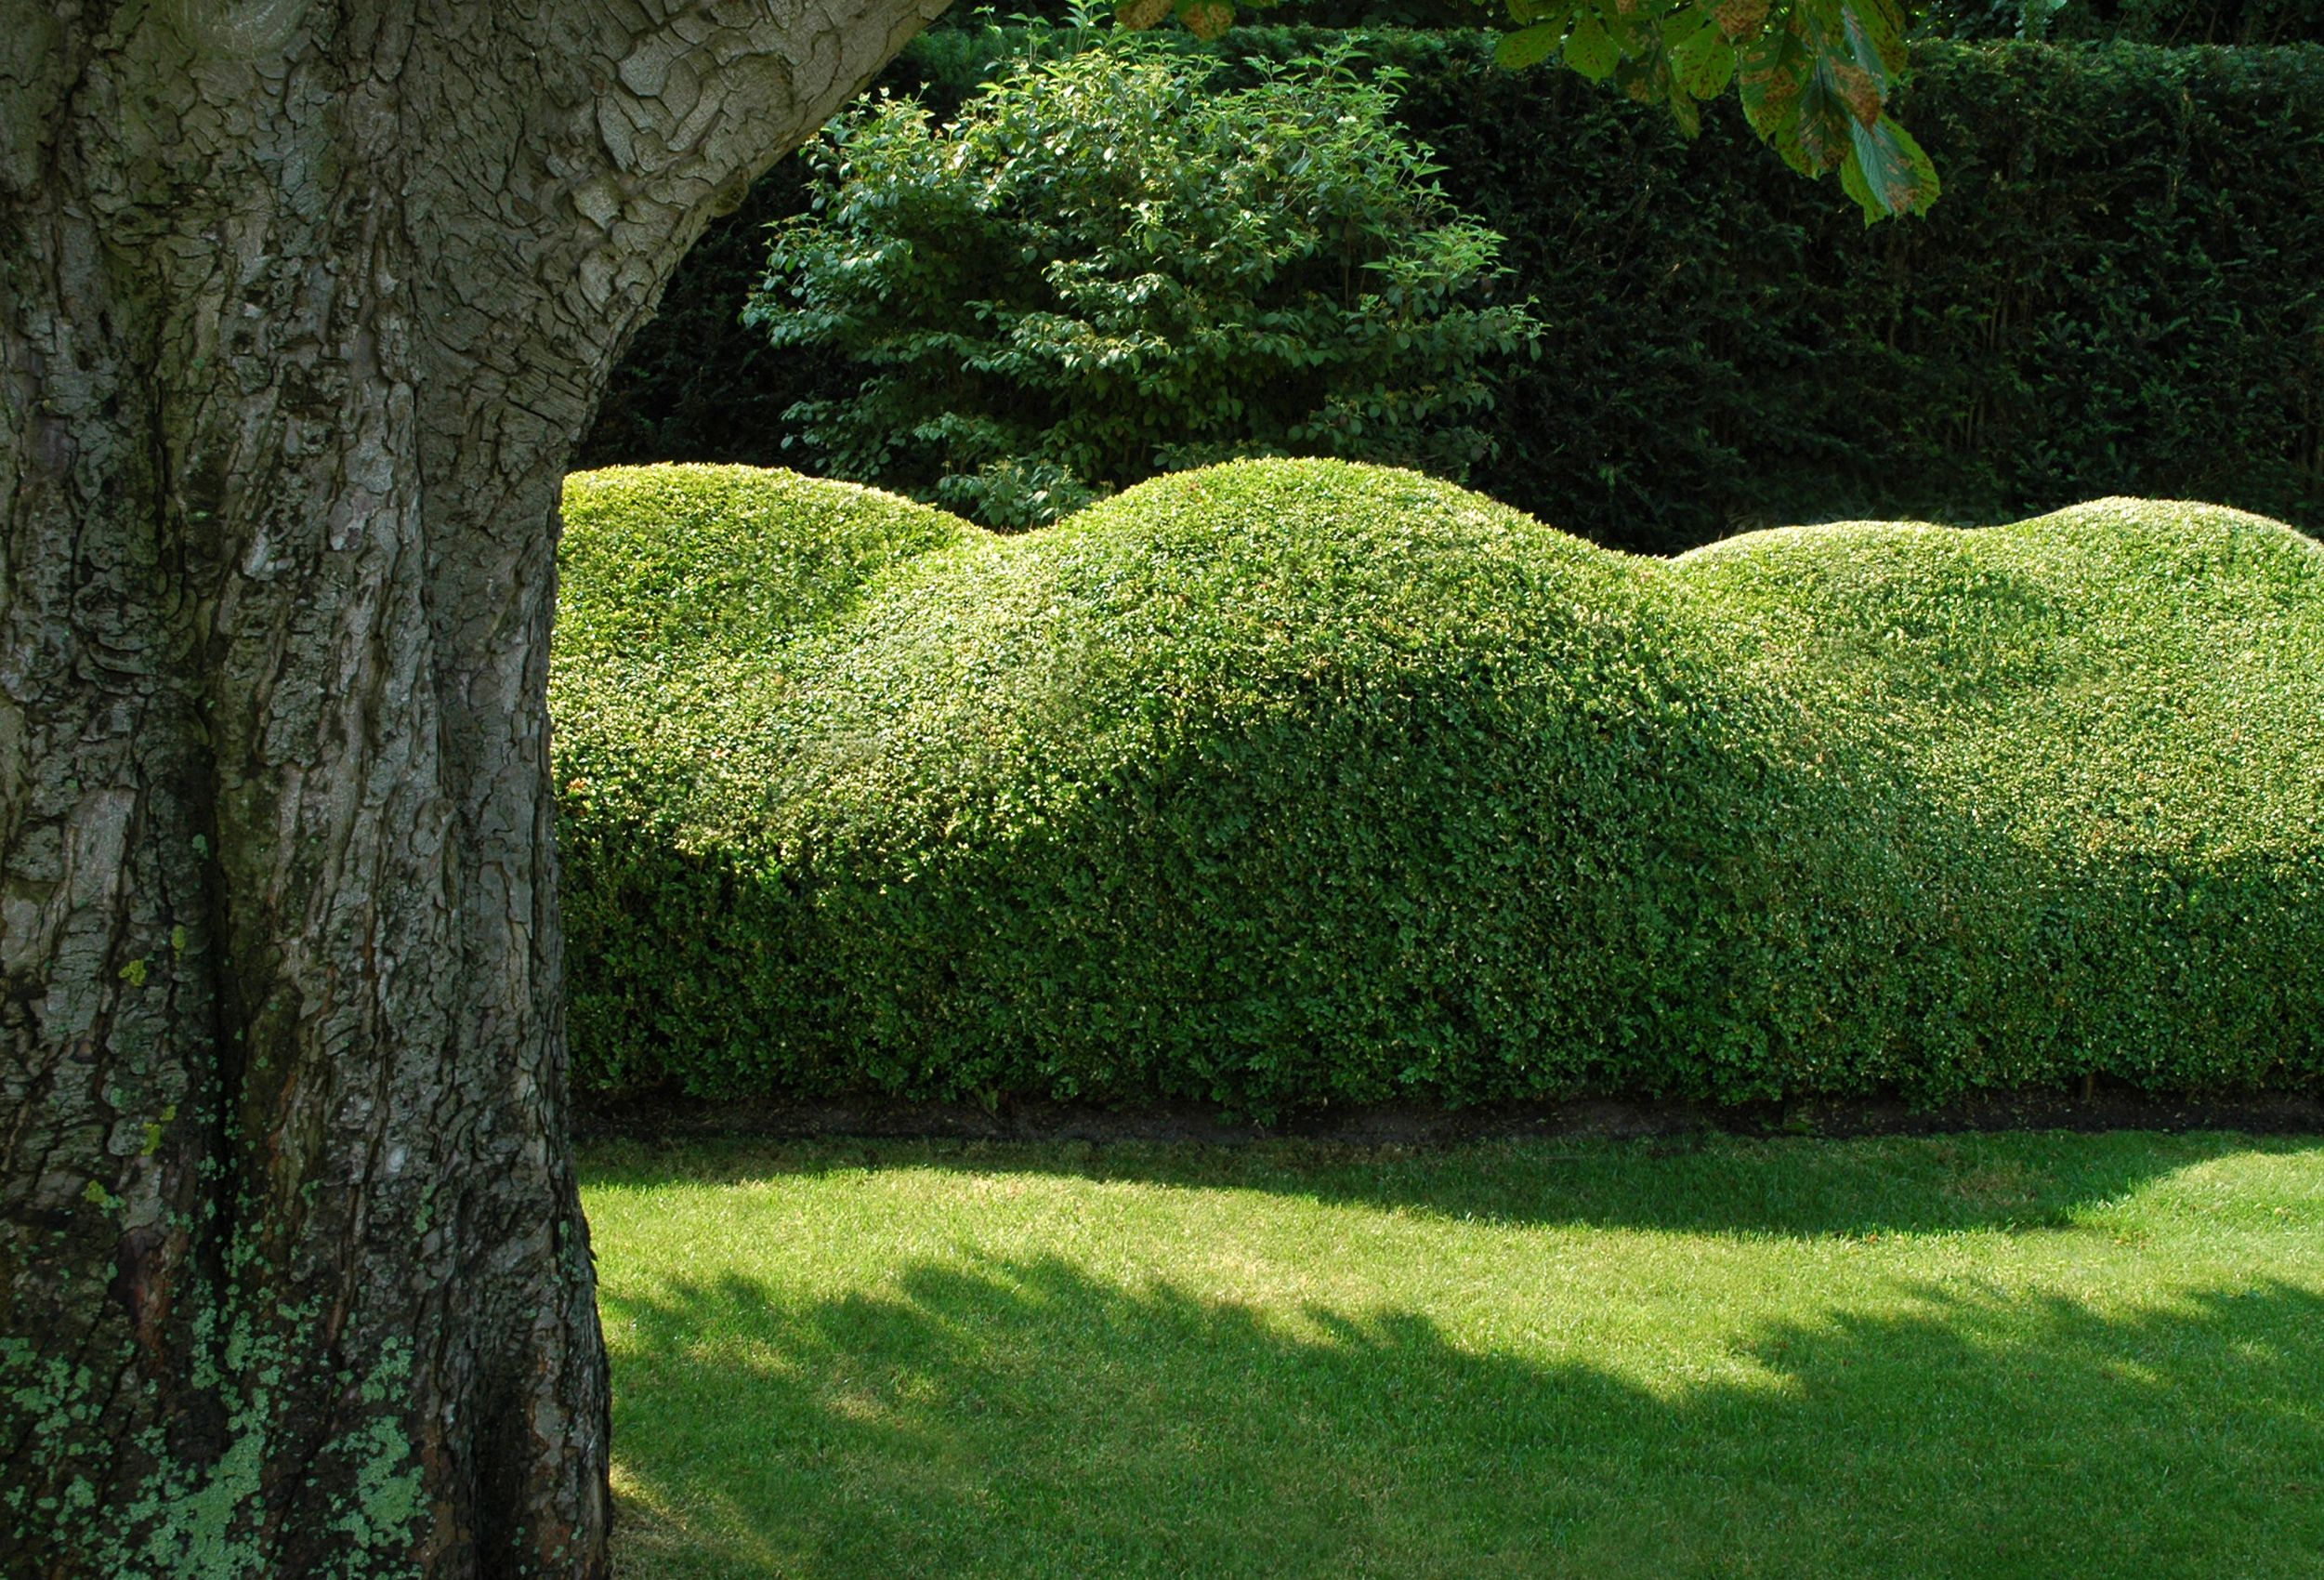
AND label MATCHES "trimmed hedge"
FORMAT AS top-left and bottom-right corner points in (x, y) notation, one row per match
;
(554, 460), (2324, 1113)
(581, 30), (2324, 555)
